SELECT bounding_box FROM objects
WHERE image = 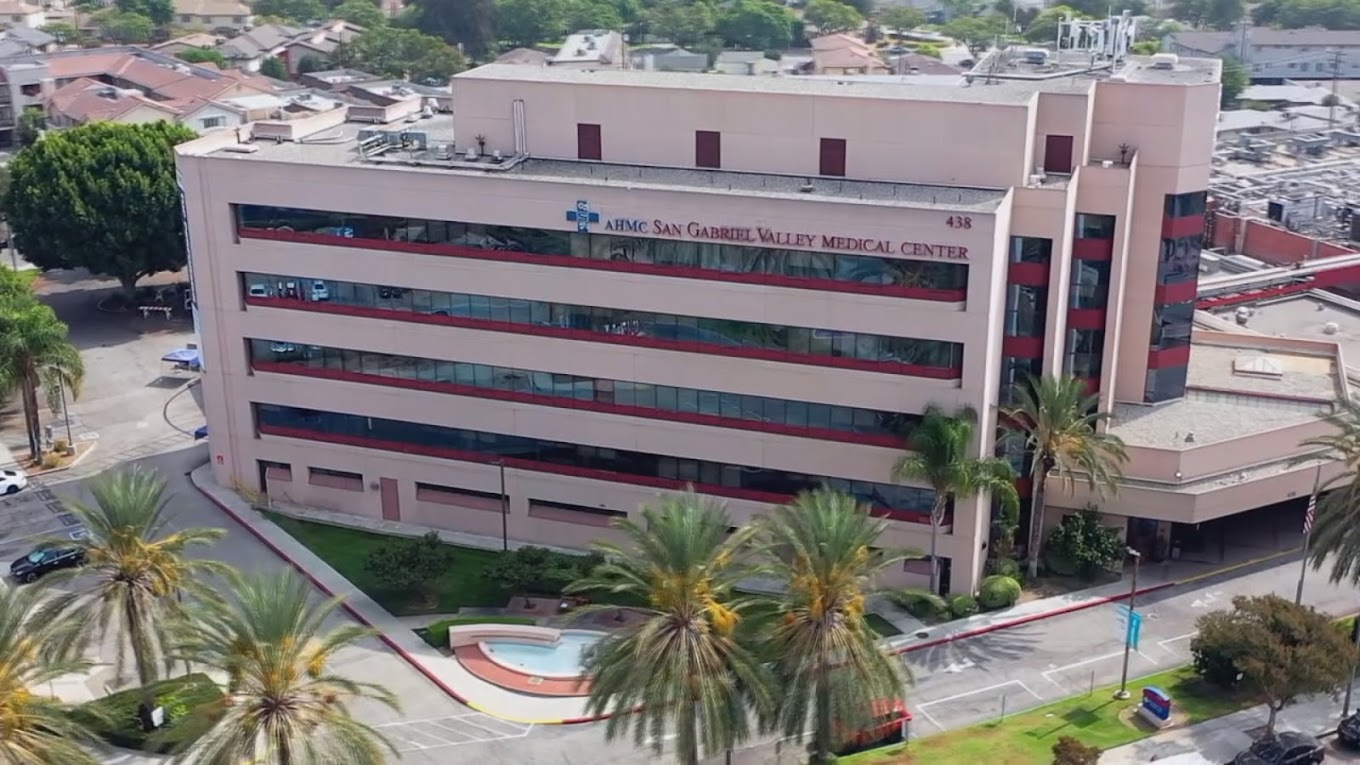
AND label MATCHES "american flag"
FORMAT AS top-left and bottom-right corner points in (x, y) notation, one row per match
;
(1304, 494), (1317, 536)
